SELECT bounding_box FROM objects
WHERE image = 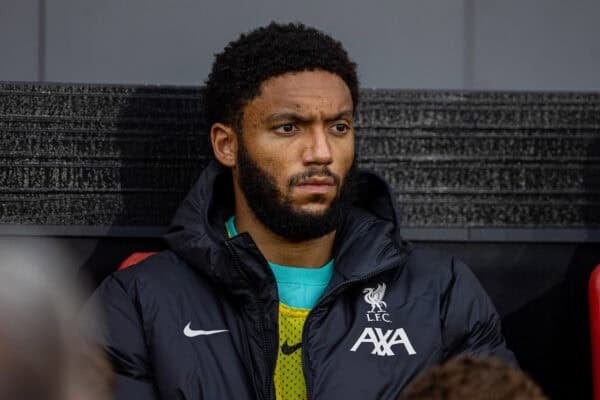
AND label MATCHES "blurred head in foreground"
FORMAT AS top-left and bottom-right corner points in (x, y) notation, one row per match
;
(399, 355), (547, 400)
(0, 263), (113, 400)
